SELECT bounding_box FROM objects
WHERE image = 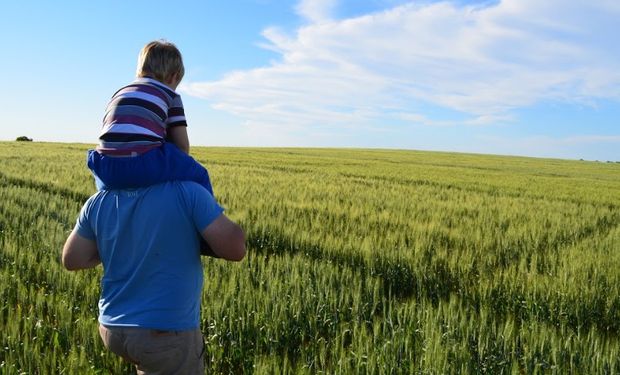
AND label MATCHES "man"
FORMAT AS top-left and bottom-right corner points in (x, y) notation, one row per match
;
(62, 181), (245, 374)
